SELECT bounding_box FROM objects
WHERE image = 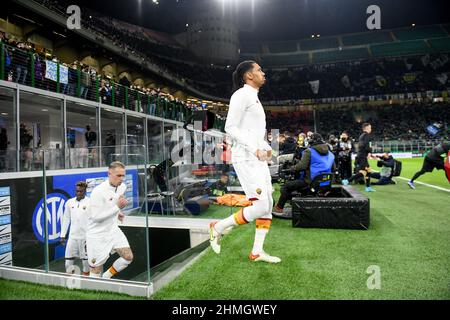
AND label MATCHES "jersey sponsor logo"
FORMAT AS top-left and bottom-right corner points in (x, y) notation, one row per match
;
(32, 193), (68, 243)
